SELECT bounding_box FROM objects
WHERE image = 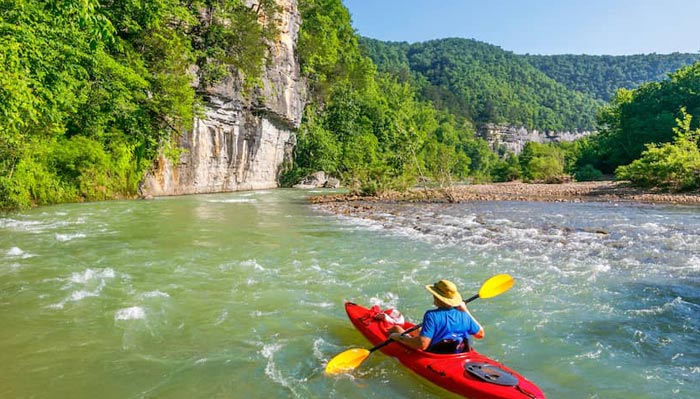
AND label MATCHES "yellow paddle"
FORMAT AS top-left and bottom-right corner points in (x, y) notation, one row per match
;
(325, 273), (515, 375)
